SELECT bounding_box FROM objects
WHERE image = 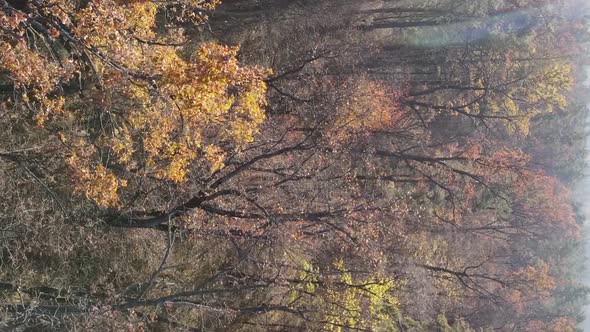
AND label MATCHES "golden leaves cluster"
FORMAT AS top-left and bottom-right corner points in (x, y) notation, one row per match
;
(0, 0), (269, 207)
(67, 41), (269, 205)
(126, 42), (270, 183)
(289, 258), (402, 332)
